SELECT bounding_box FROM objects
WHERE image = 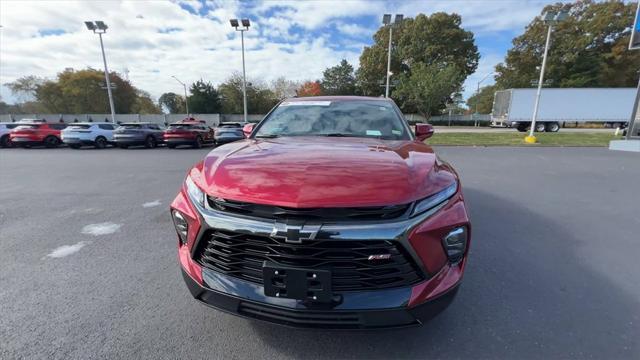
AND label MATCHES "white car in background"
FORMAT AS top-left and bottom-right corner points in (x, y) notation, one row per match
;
(61, 122), (116, 149)
(0, 122), (20, 148)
